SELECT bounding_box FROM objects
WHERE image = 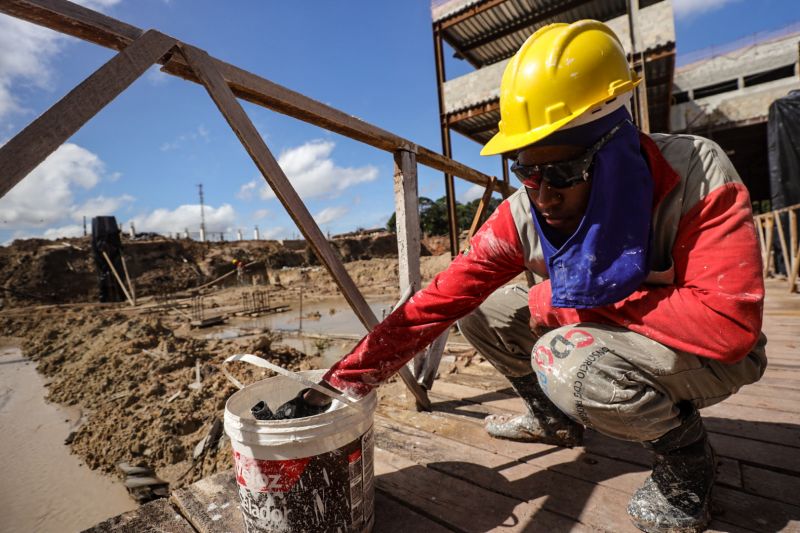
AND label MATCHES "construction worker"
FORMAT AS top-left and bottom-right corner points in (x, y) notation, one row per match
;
(232, 258), (246, 286)
(278, 20), (767, 533)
